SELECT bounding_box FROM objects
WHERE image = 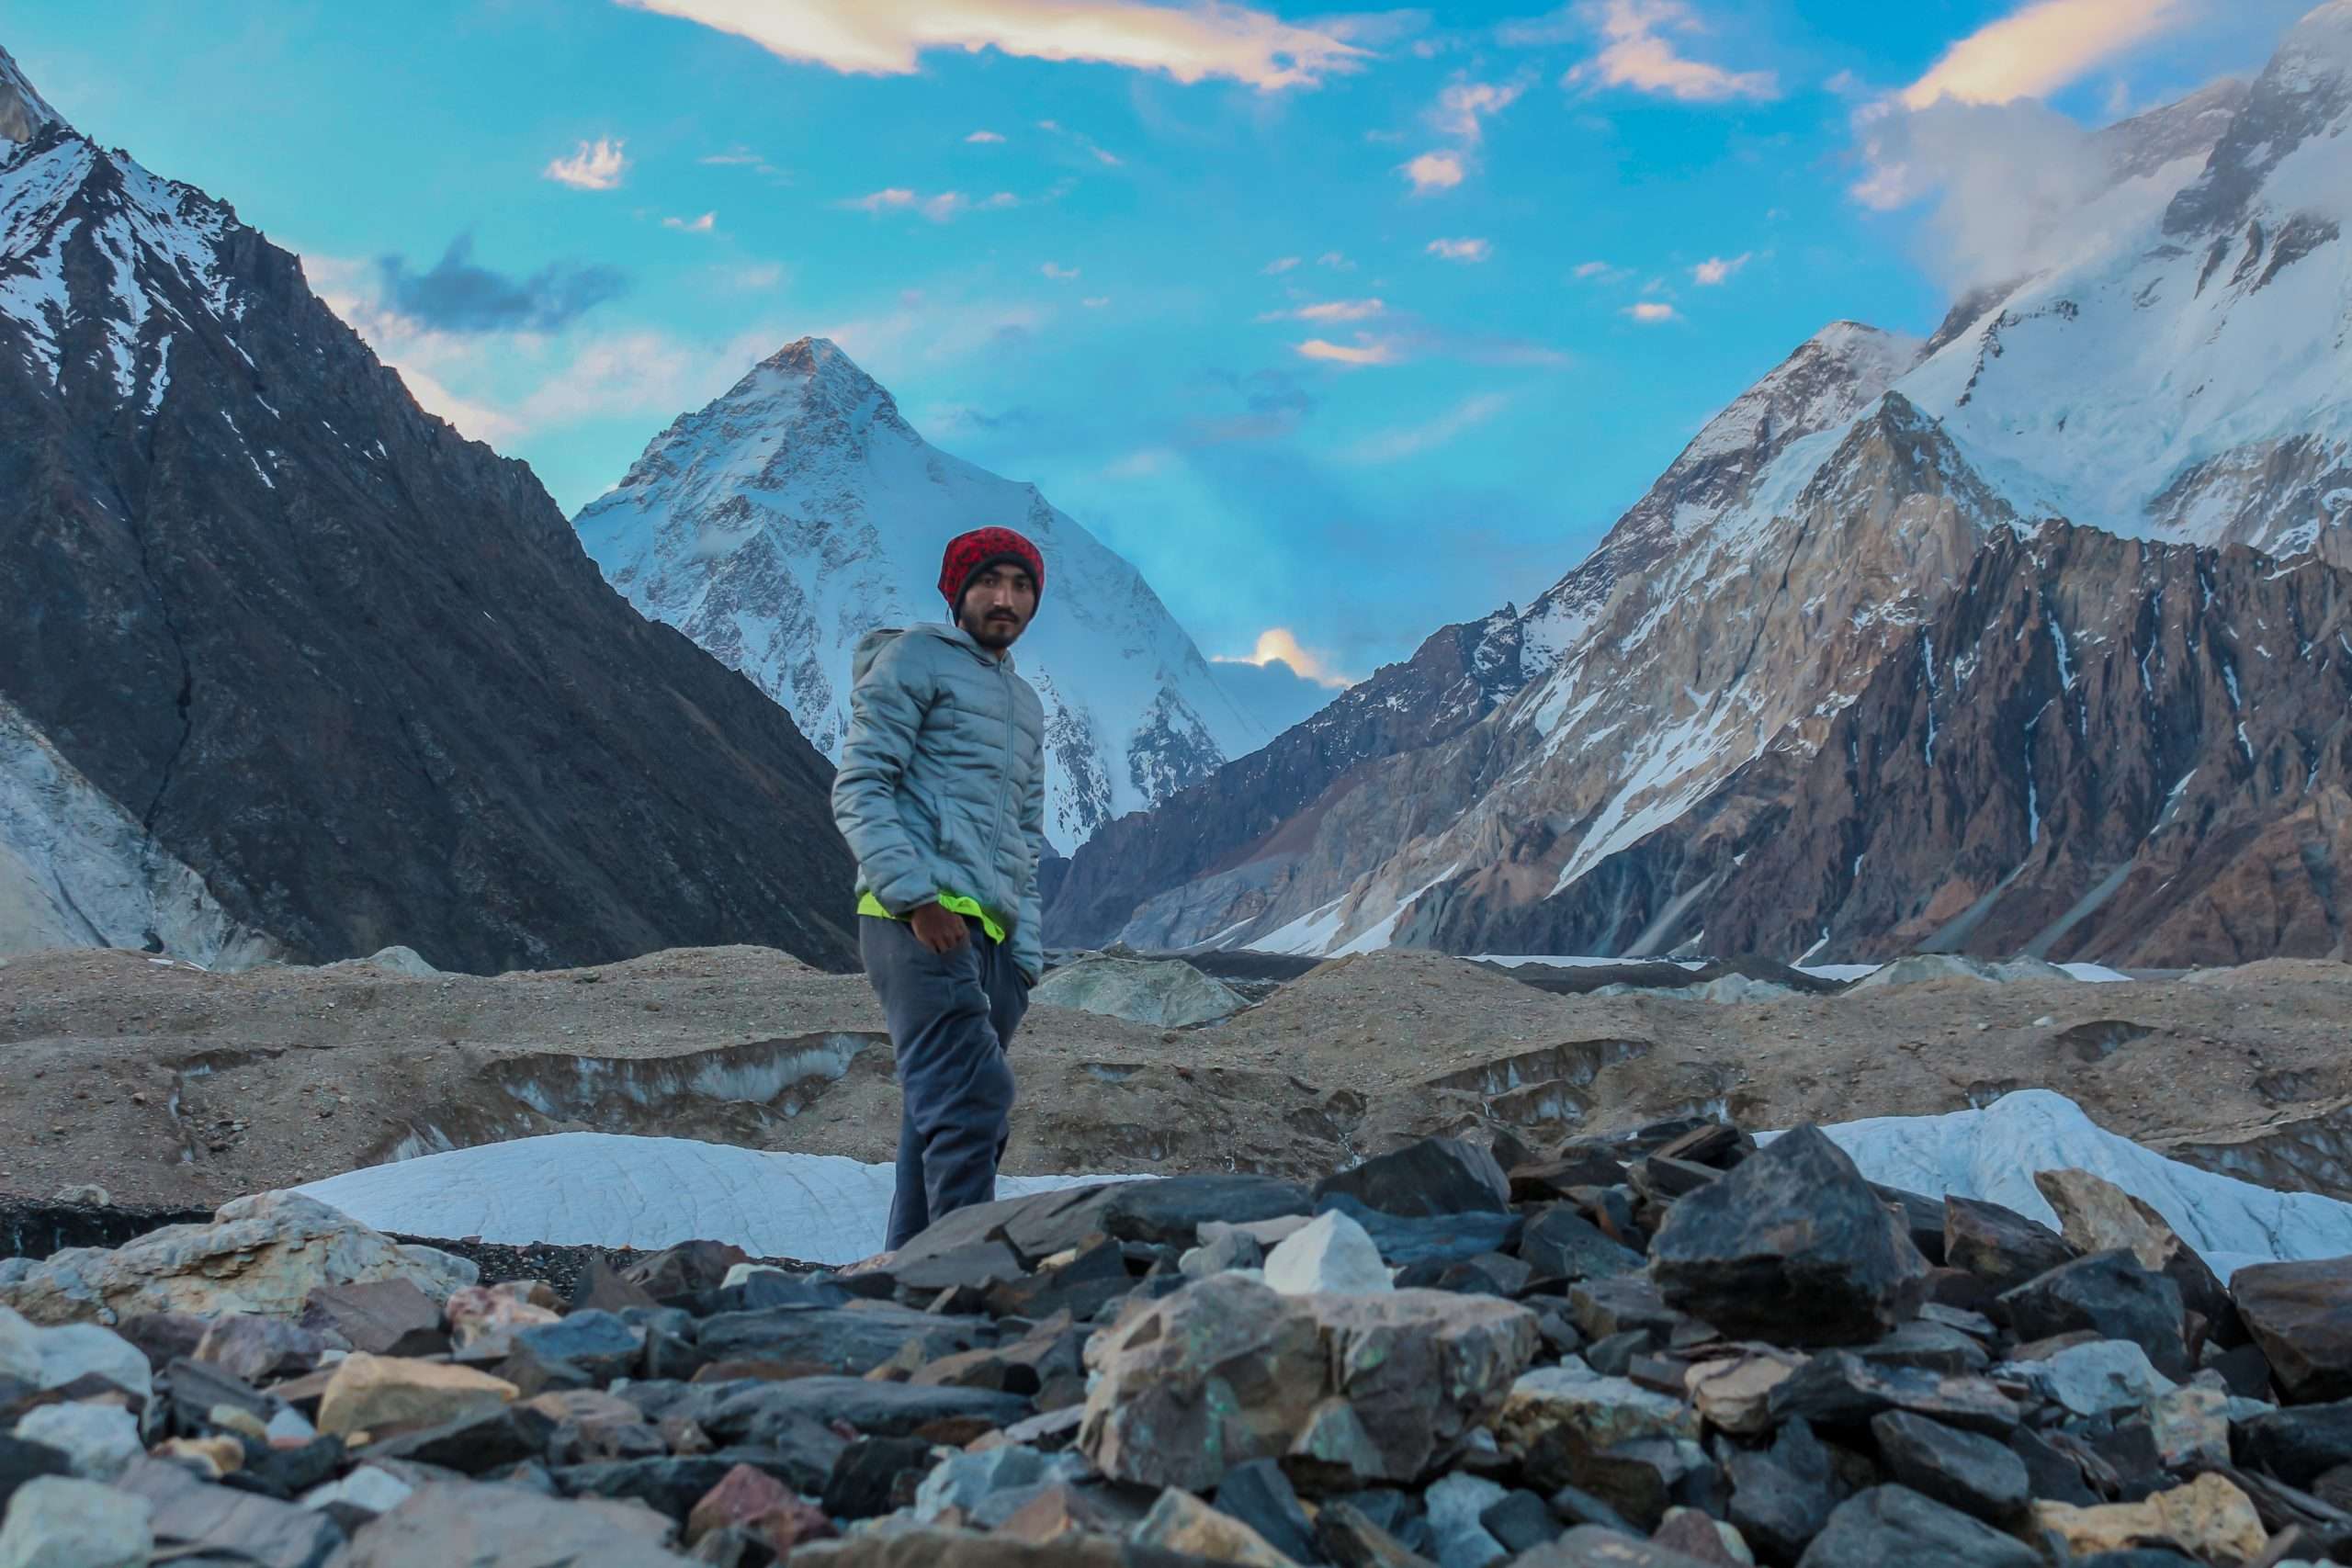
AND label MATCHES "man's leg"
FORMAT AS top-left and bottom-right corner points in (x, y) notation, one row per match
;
(978, 935), (1030, 1172)
(862, 915), (1015, 1250)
